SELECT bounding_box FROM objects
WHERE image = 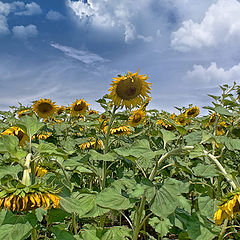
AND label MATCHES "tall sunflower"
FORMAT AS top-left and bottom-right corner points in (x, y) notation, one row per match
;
(108, 70), (151, 109)
(128, 109), (146, 127)
(175, 114), (189, 126)
(32, 98), (57, 118)
(156, 119), (175, 131)
(70, 99), (90, 116)
(79, 139), (103, 150)
(105, 126), (131, 136)
(184, 106), (200, 118)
